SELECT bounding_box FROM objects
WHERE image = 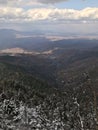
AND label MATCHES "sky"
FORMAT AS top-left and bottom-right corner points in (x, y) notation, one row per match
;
(0, 0), (98, 35)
